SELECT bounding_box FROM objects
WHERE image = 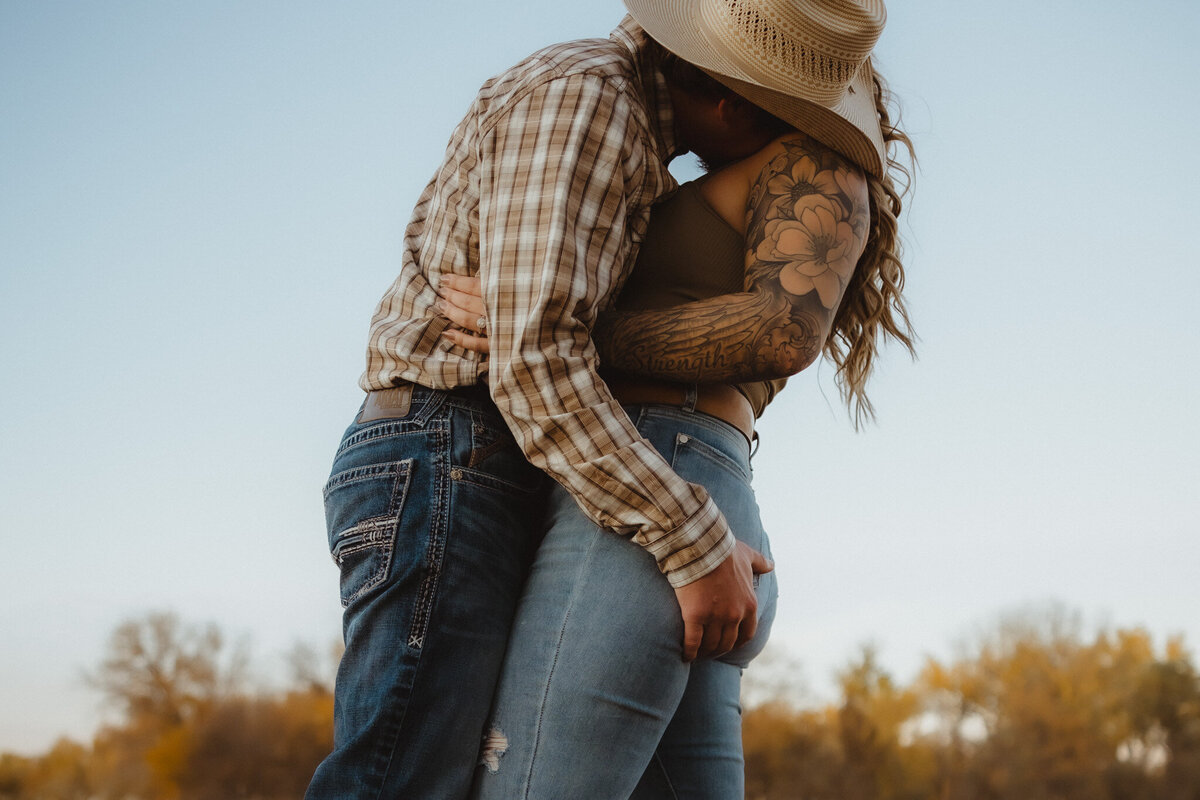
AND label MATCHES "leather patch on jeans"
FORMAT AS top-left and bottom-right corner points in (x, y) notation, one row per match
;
(357, 387), (414, 423)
